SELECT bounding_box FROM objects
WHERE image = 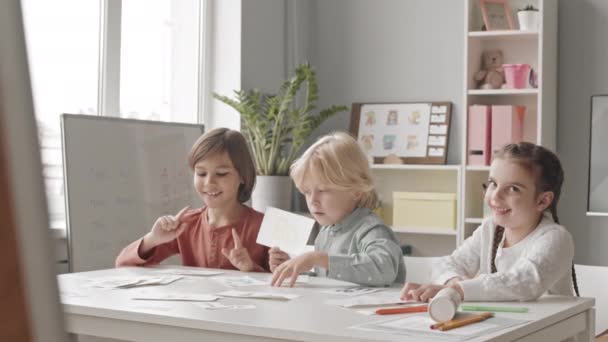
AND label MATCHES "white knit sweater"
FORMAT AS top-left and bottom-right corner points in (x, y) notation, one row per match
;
(432, 213), (575, 301)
